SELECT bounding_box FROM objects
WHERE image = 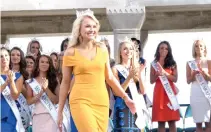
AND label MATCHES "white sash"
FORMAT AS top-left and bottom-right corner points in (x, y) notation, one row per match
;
(151, 61), (180, 111)
(16, 93), (32, 128)
(115, 64), (148, 129)
(188, 60), (211, 106)
(26, 79), (70, 132)
(55, 100), (71, 132)
(0, 76), (25, 132)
